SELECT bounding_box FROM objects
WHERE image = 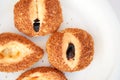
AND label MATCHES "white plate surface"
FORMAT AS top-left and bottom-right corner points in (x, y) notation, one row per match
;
(0, 0), (120, 80)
